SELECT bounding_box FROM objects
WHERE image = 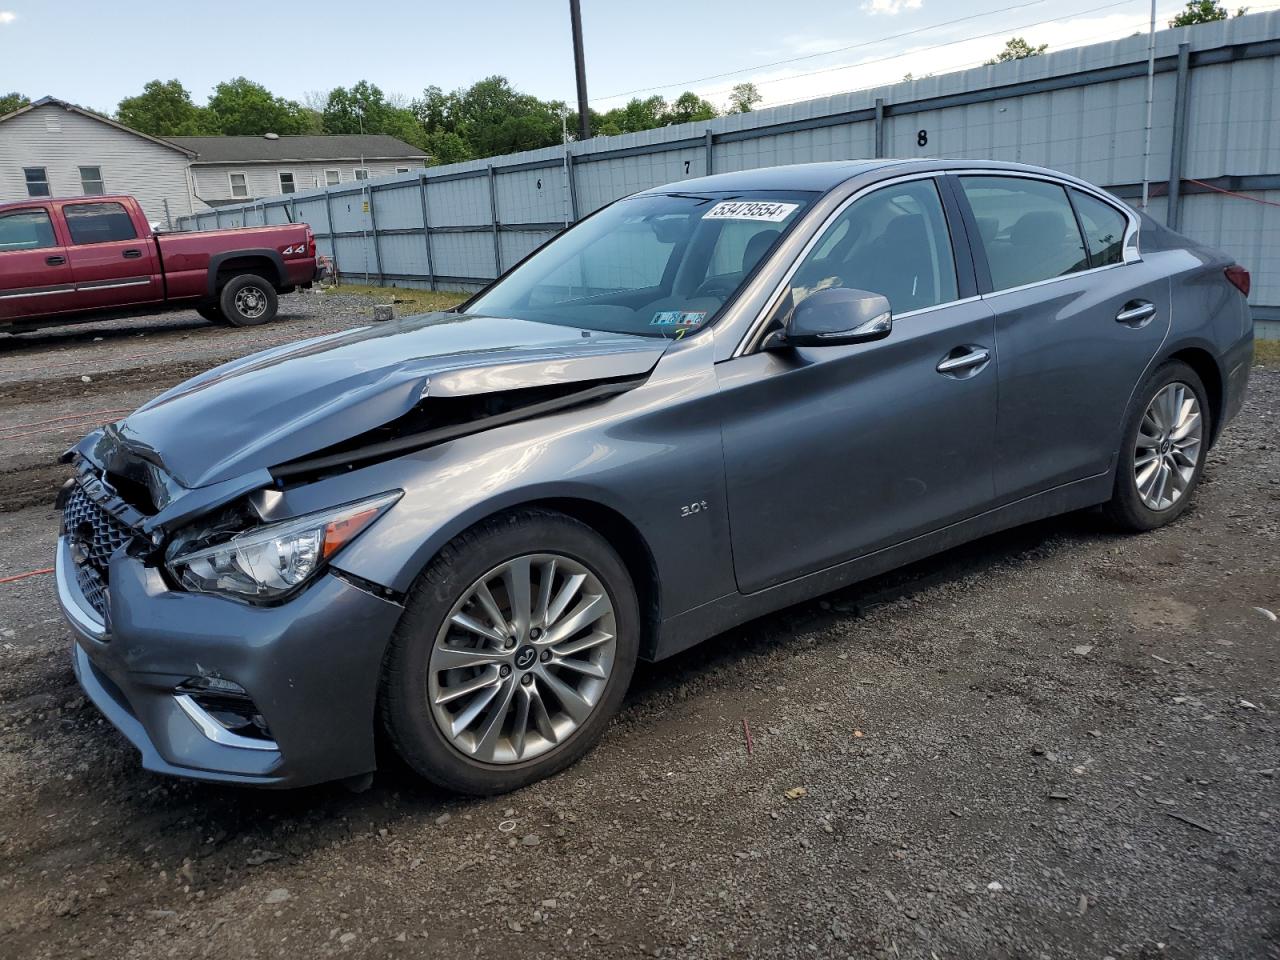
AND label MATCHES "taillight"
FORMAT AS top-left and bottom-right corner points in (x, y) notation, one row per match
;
(1225, 265), (1250, 297)
(305, 226), (316, 258)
